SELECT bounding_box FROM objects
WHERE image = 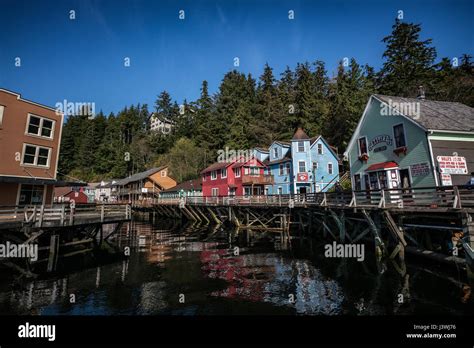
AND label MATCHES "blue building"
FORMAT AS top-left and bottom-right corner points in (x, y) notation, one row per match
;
(255, 128), (339, 194)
